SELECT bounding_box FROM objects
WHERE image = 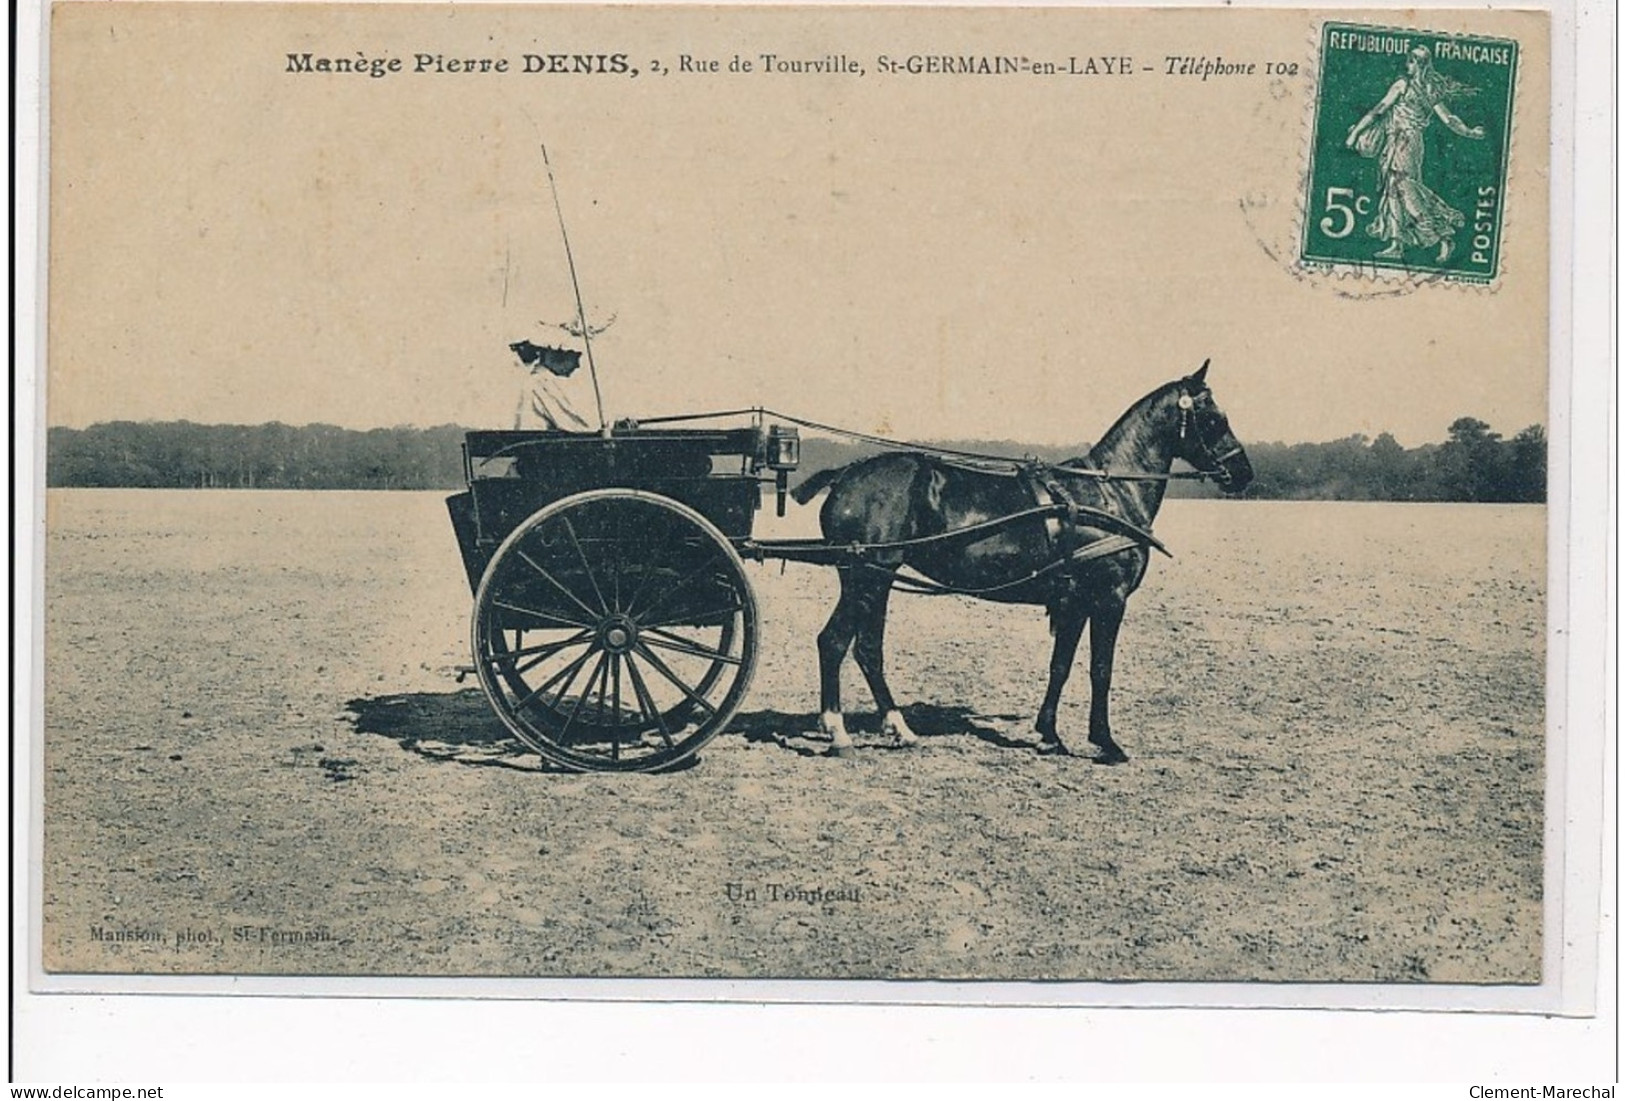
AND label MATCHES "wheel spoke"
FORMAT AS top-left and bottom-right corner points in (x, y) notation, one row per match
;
(485, 630), (593, 672)
(638, 601), (746, 630)
(629, 554), (725, 624)
(624, 655), (674, 748)
(560, 516), (610, 616)
(621, 518), (679, 618)
(491, 598), (596, 632)
(541, 650), (593, 715)
(515, 548), (602, 623)
(558, 653), (608, 743)
(634, 642), (719, 718)
(610, 655), (623, 761)
(640, 625), (743, 666)
(513, 644), (597, 713)
(521, 634), (598, 677)
(611, 507), (624, 613)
